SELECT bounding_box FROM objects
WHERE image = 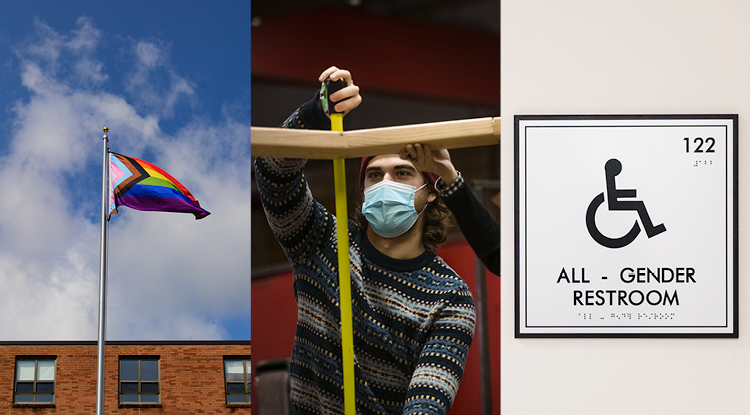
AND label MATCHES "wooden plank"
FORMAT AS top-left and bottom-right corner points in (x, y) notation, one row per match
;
(248, 127), (345, 159)
(342, 117), (500, 158)
(251, 117), (500, 159)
